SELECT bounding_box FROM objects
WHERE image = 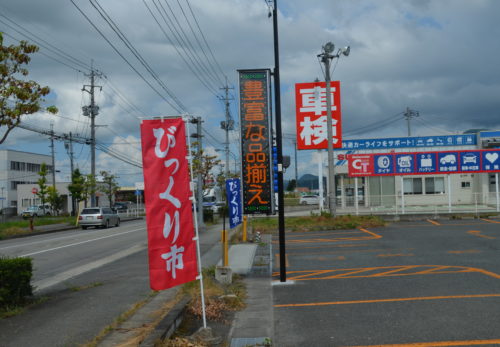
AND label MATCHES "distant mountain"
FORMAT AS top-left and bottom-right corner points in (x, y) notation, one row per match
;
(297, 174), (326, 190)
